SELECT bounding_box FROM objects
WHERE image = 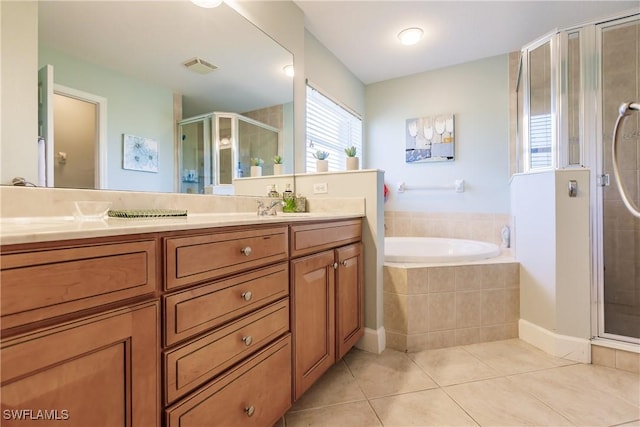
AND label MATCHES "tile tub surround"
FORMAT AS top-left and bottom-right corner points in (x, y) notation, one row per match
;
(281, 339), (640, 427)
(384, 262), (520, 351)
(385, 210), (513, 250)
